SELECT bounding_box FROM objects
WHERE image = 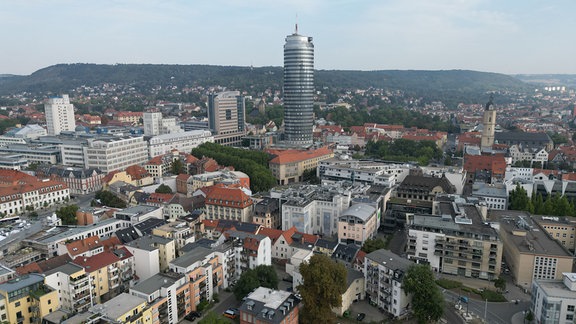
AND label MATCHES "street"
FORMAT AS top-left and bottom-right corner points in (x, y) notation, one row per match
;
(443, 289), (530, 324)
